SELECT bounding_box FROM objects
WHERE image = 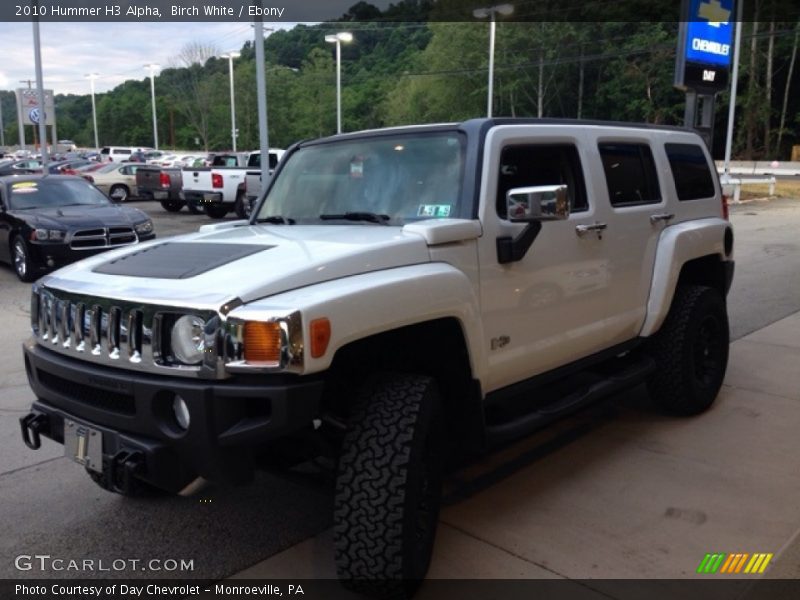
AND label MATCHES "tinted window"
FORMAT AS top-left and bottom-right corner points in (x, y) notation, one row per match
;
(665, 143), (716, 200)
(496, 144), (588, 218)
(116, 149), (132, 155)
(598, 143), (660, 206)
